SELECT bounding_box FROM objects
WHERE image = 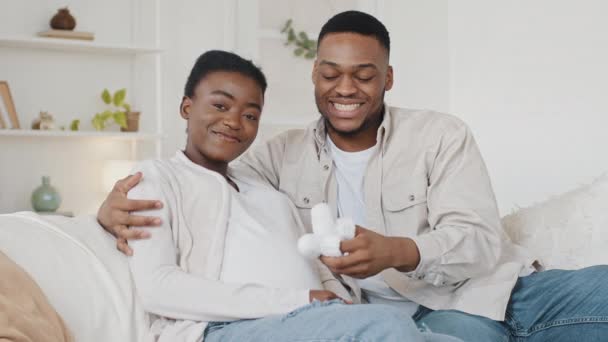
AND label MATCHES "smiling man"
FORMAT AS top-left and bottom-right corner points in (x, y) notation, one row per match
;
(98, 11), (608, 341)
(313, 31), (391, 152)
